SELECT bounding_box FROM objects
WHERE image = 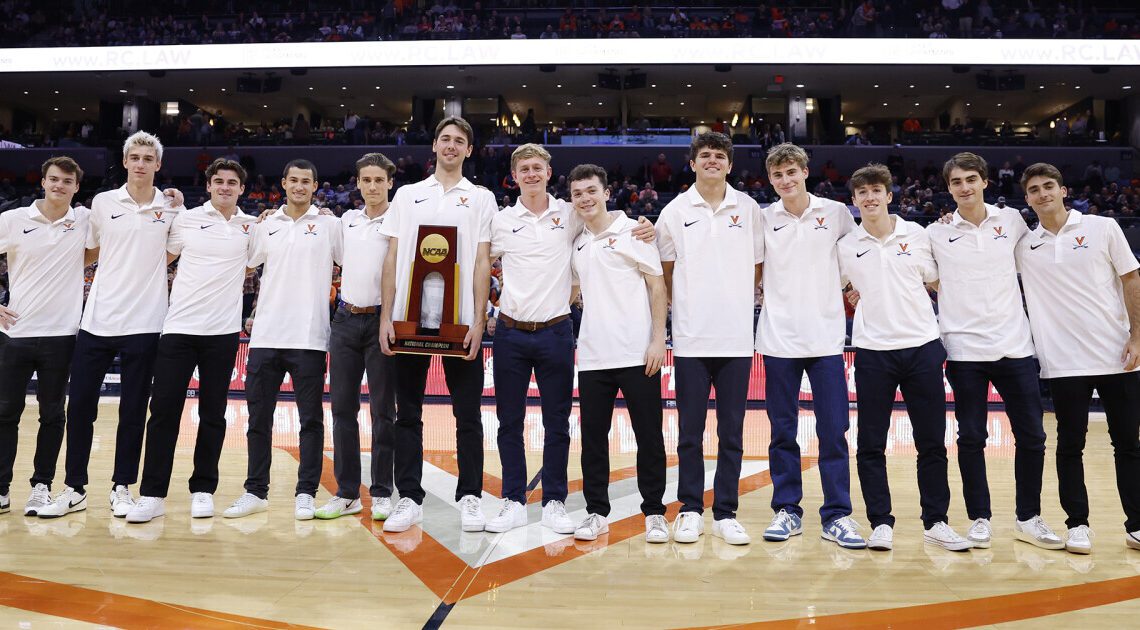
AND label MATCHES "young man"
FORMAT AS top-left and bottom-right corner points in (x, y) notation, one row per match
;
(125, 159), (257, 523)
(837, 163), (969, 552)
(223, 159), (343, 521)
(755, 143), (864, 549)
(1016, 162), (1140, 554)
(314, 153), (398, 522)
(483, 144), (653, 535)
(656, 132), (763, 546)
(0, 157), (89, 517)
(567, 164), (670, 544)
(41, 132), (186, 519)
(927, 152), (1061, 549)
(379, 117), (494, 533)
